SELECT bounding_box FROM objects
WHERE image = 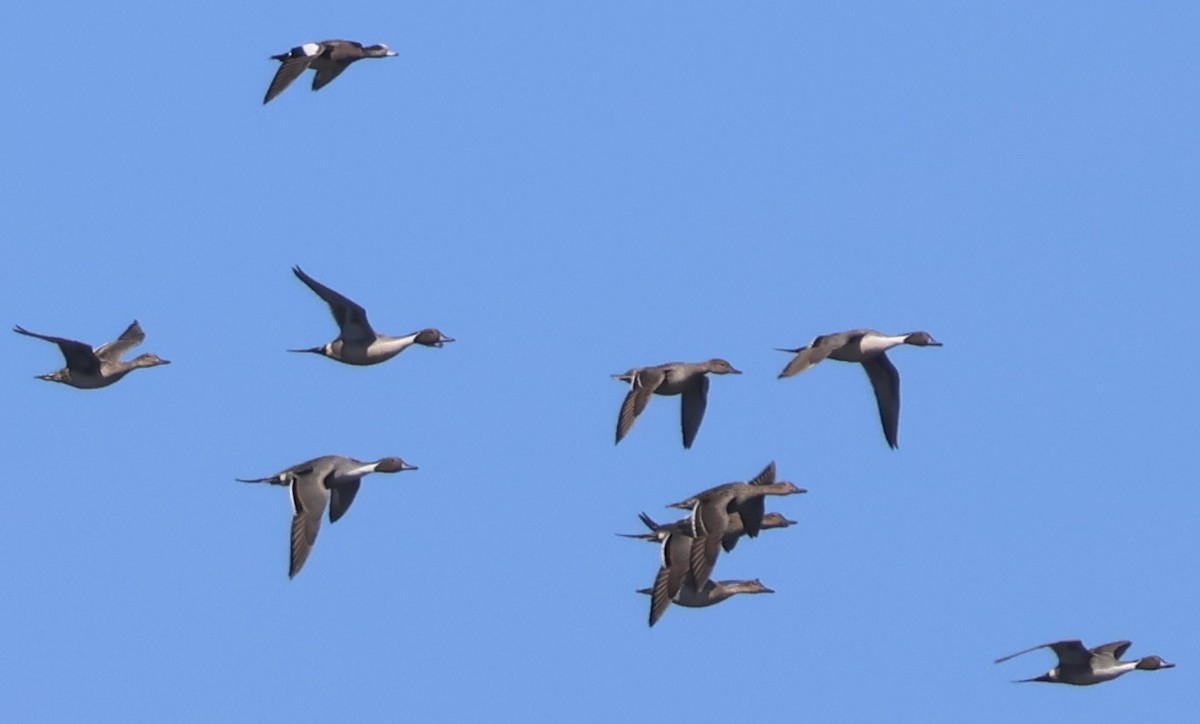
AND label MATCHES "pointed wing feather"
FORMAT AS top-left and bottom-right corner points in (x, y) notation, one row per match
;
(862, 352), (901, 448)
(679, 374), (709, 449)
(747, 461), (776, 487)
